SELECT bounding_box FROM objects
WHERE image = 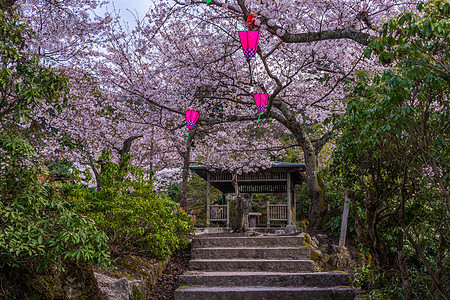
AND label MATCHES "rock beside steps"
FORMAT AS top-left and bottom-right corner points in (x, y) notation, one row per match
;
(175, 235), (359, 300)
